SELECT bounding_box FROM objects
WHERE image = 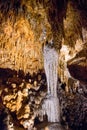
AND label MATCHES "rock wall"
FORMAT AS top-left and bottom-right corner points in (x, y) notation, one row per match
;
(0, 68), (47, 129)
